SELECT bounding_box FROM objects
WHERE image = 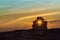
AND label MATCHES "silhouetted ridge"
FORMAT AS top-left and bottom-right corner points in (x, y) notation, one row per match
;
(0, 28), (60, 40)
